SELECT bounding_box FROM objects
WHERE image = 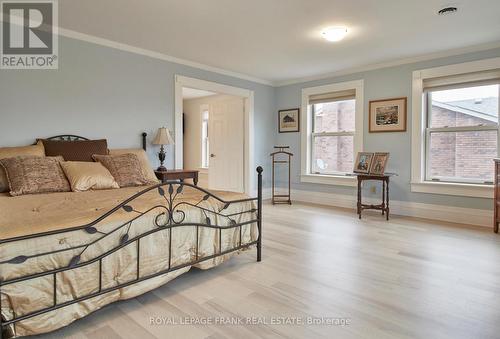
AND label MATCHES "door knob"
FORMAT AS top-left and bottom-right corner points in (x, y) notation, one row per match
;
(210, 154), (216, 158)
